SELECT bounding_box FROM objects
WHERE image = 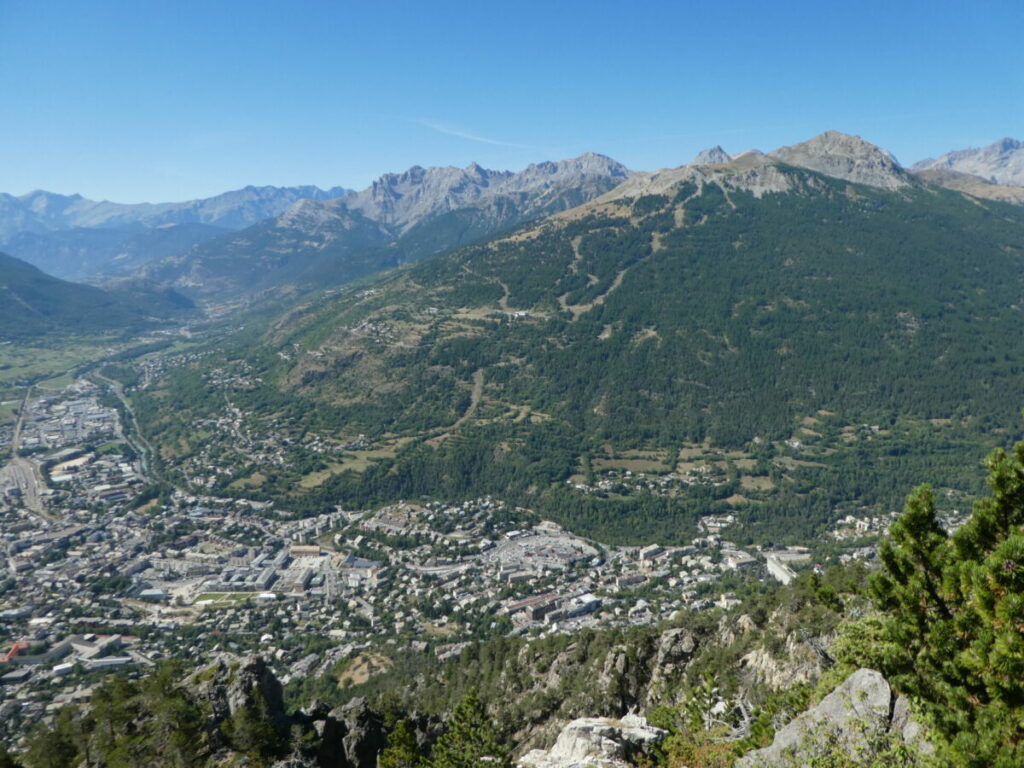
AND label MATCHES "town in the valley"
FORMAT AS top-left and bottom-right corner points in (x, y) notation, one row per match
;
(0, 374), (935, 743)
